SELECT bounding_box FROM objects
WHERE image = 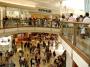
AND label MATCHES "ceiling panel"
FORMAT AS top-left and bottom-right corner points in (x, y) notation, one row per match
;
(26, 0), (63, 9)
(0, 0), (63, 14)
